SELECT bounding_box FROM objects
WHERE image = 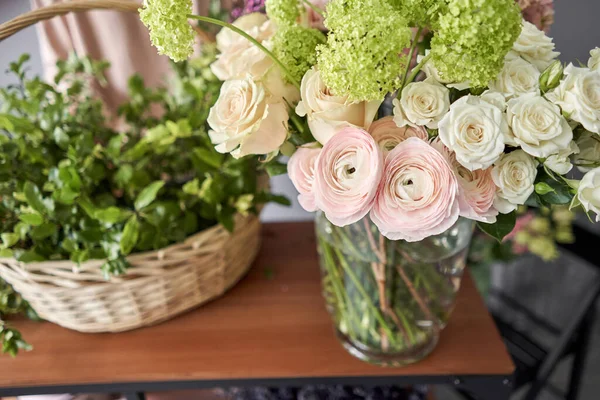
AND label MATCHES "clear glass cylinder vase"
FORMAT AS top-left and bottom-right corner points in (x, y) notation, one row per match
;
(315, 212), (475, 366)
